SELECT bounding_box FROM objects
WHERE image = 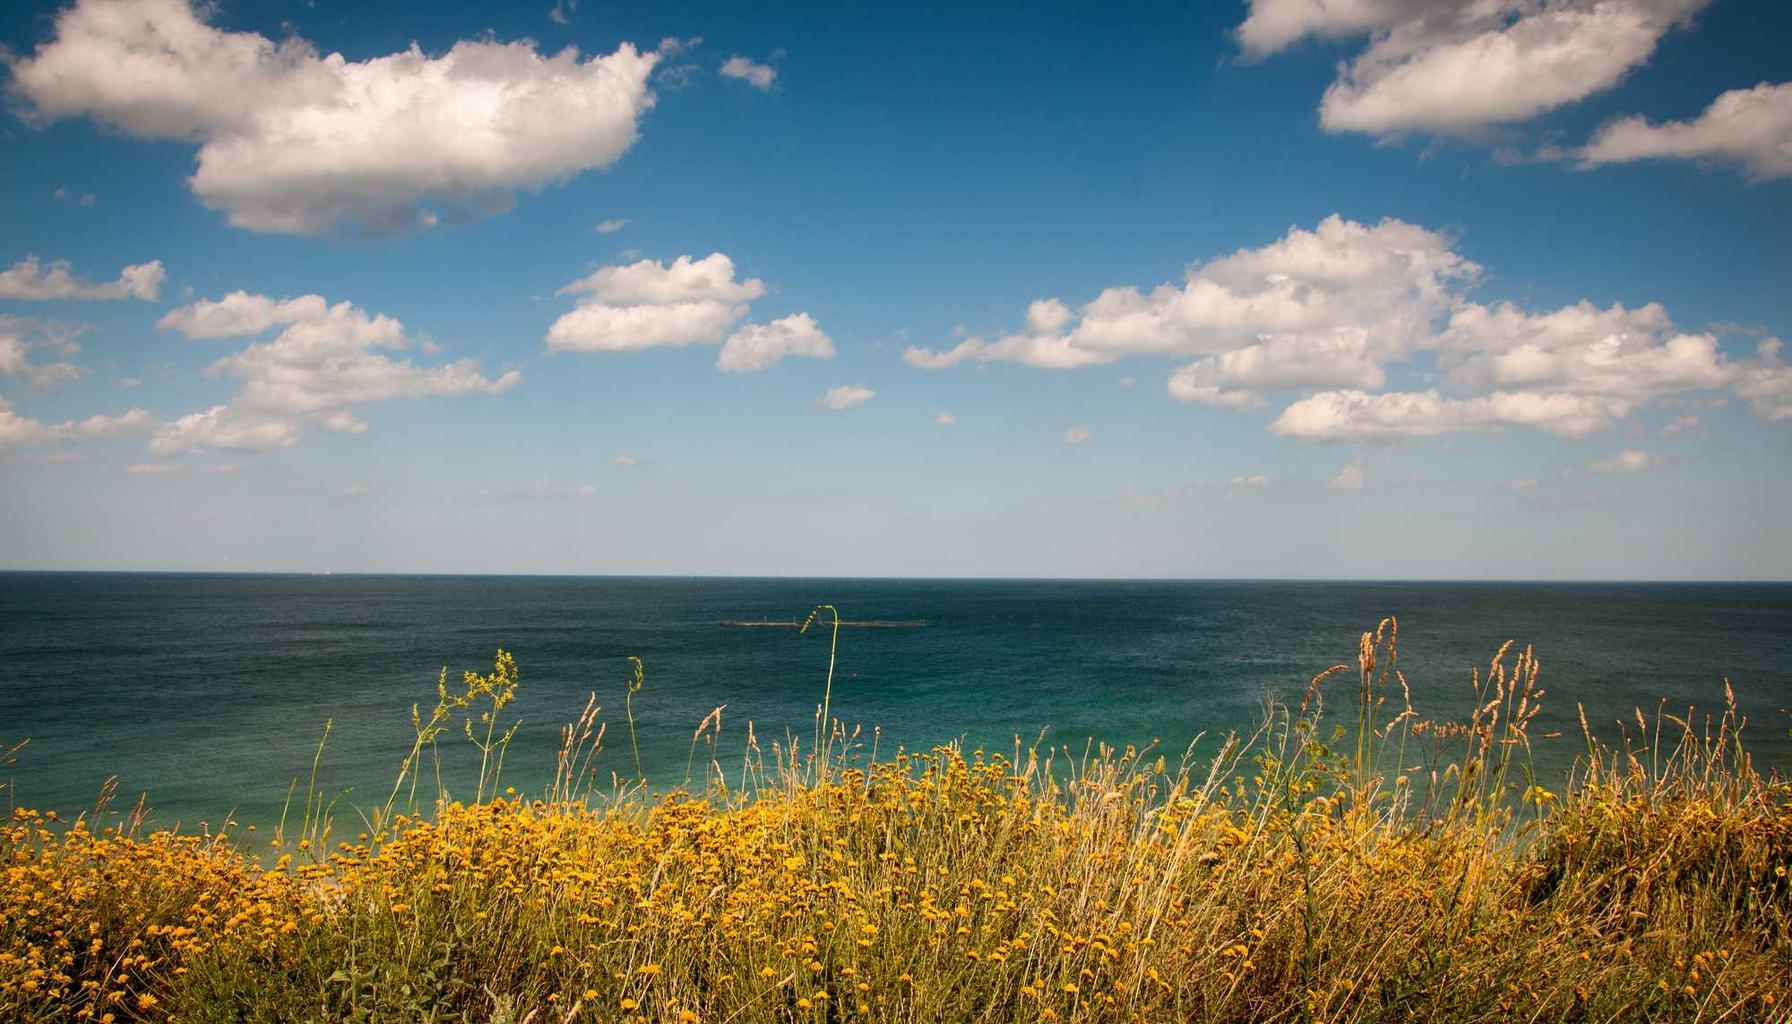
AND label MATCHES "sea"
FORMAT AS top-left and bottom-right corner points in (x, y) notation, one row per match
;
(2, 573), (1788, 829)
